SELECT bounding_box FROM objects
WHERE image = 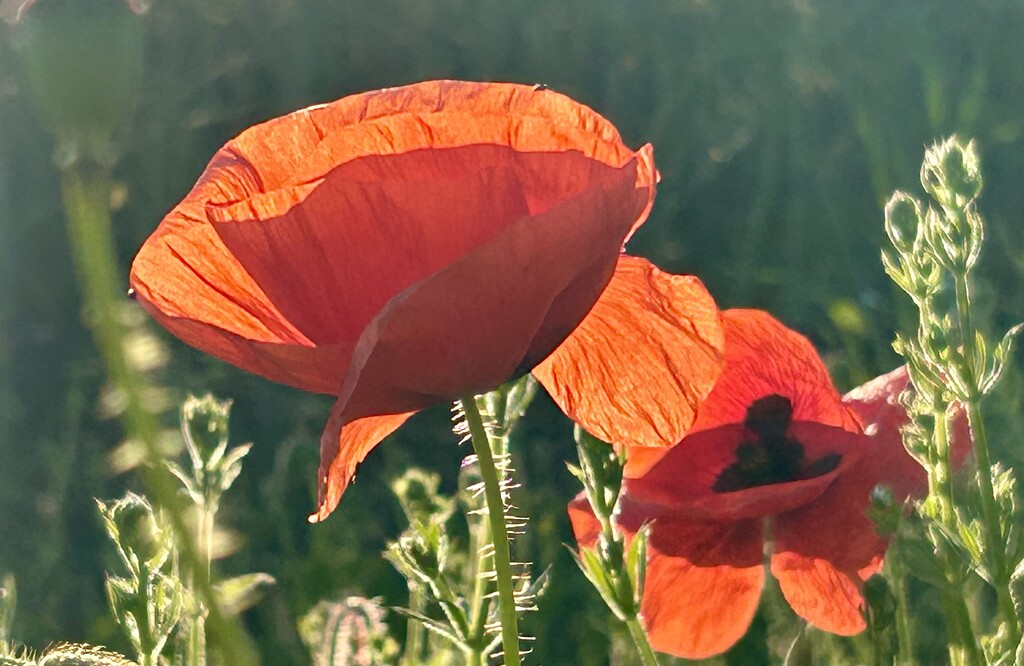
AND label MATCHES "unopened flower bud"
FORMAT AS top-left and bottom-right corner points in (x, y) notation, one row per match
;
(885, 191), (922, 253)
(921, 136), (983, 207)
